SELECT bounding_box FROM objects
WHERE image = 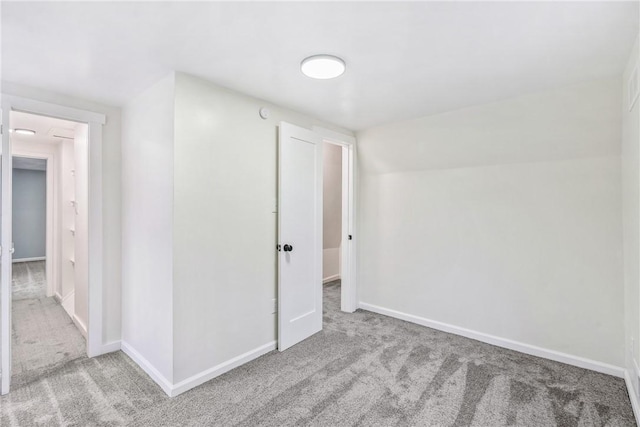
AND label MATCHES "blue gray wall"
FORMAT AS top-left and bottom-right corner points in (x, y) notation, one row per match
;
(13, 167), (46, 260)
